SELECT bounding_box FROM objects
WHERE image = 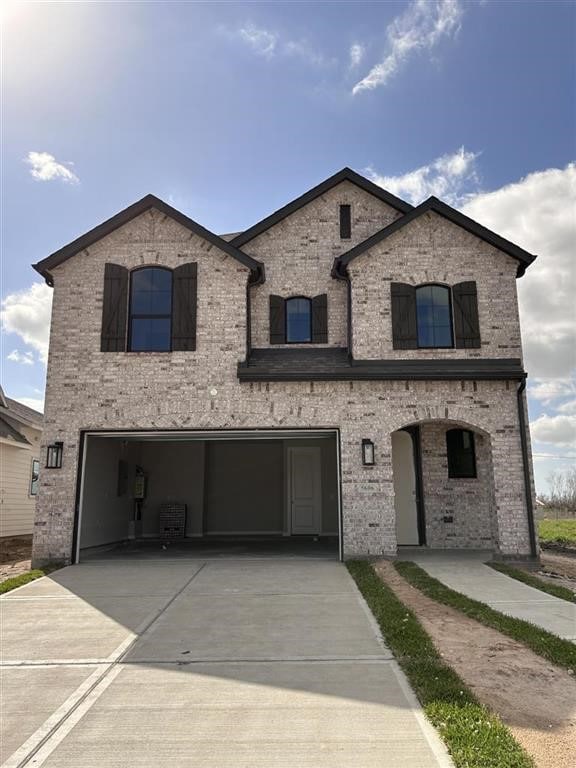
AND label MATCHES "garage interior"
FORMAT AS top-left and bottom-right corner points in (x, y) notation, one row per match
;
(77, 431), (341, 561)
